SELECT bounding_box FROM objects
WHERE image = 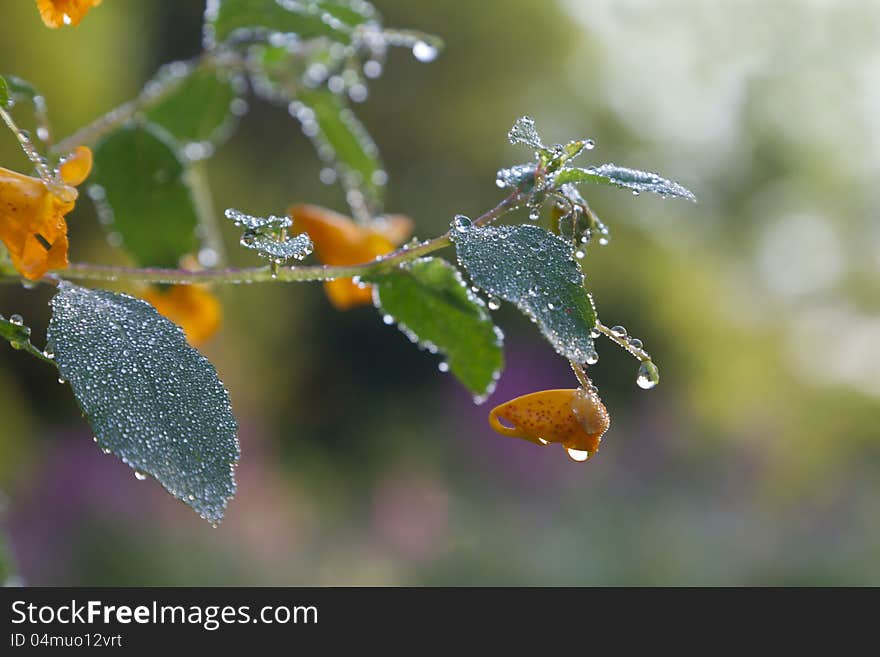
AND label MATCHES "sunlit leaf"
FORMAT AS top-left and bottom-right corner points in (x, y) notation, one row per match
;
(293, 88), (384, 216)
(366, 257), (504, 400)
(47, 283), (239, 523)
(554, 164), (696, 201)
(89, 124), (200, 267)
(204, 0), (376, 49)
(145, 62), (245, 159)
(453, 222), (597, 363)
